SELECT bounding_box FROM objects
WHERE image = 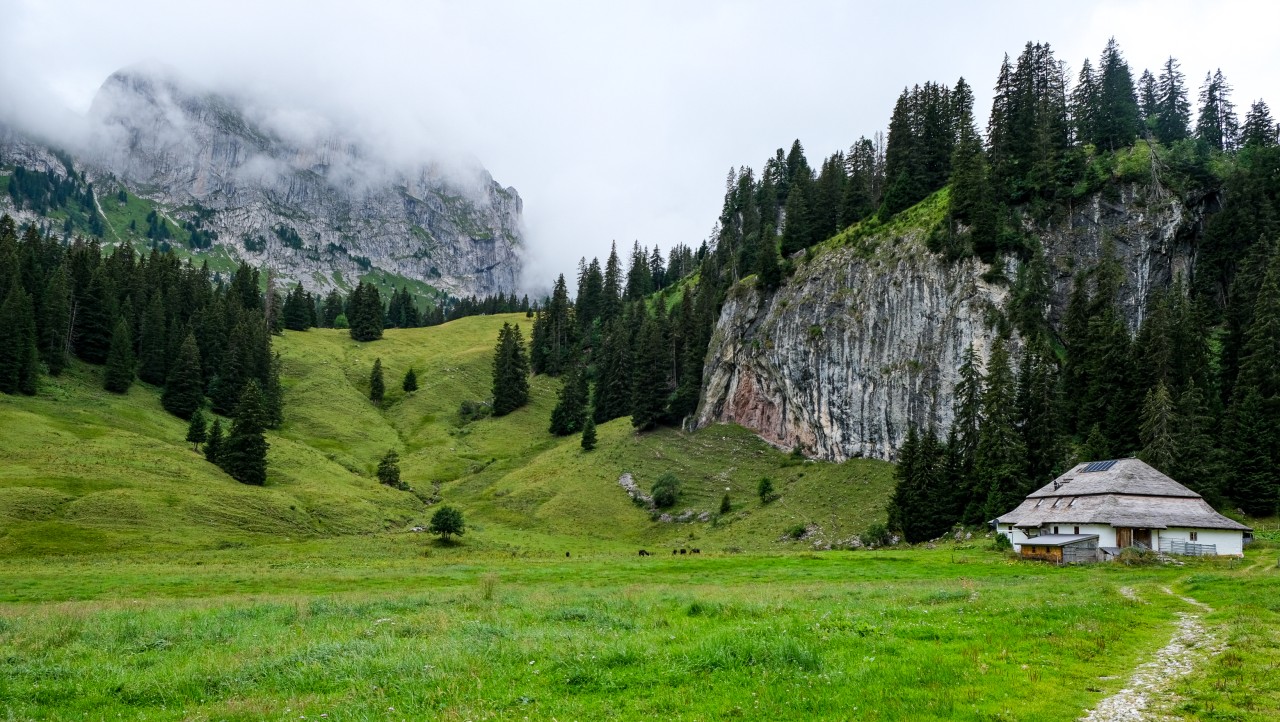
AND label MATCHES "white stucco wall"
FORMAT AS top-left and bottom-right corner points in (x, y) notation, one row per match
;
(1161, 527), (1245, 556)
